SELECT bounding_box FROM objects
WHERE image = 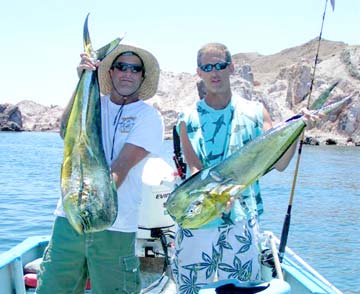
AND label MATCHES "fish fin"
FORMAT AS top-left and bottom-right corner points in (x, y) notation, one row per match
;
(96, 38), (122, 61)
(285, 114), (303, 123)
